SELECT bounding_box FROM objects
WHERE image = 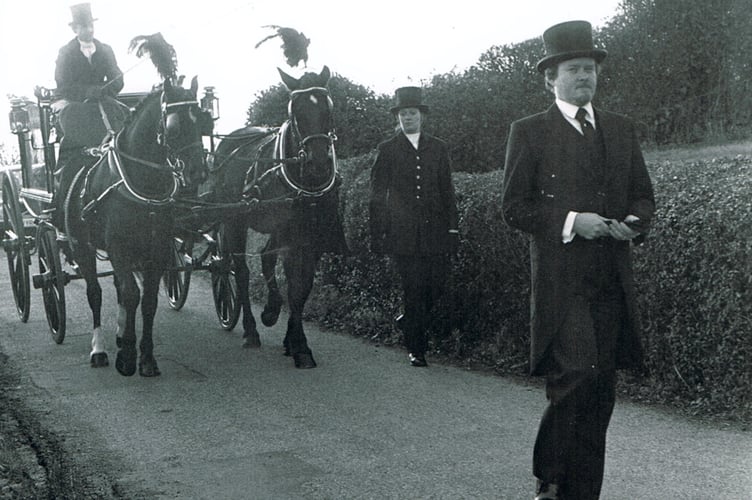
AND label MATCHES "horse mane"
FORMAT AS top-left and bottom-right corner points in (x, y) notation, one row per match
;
(122, 89), (161, 127)
(129, 33), (178, 82)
